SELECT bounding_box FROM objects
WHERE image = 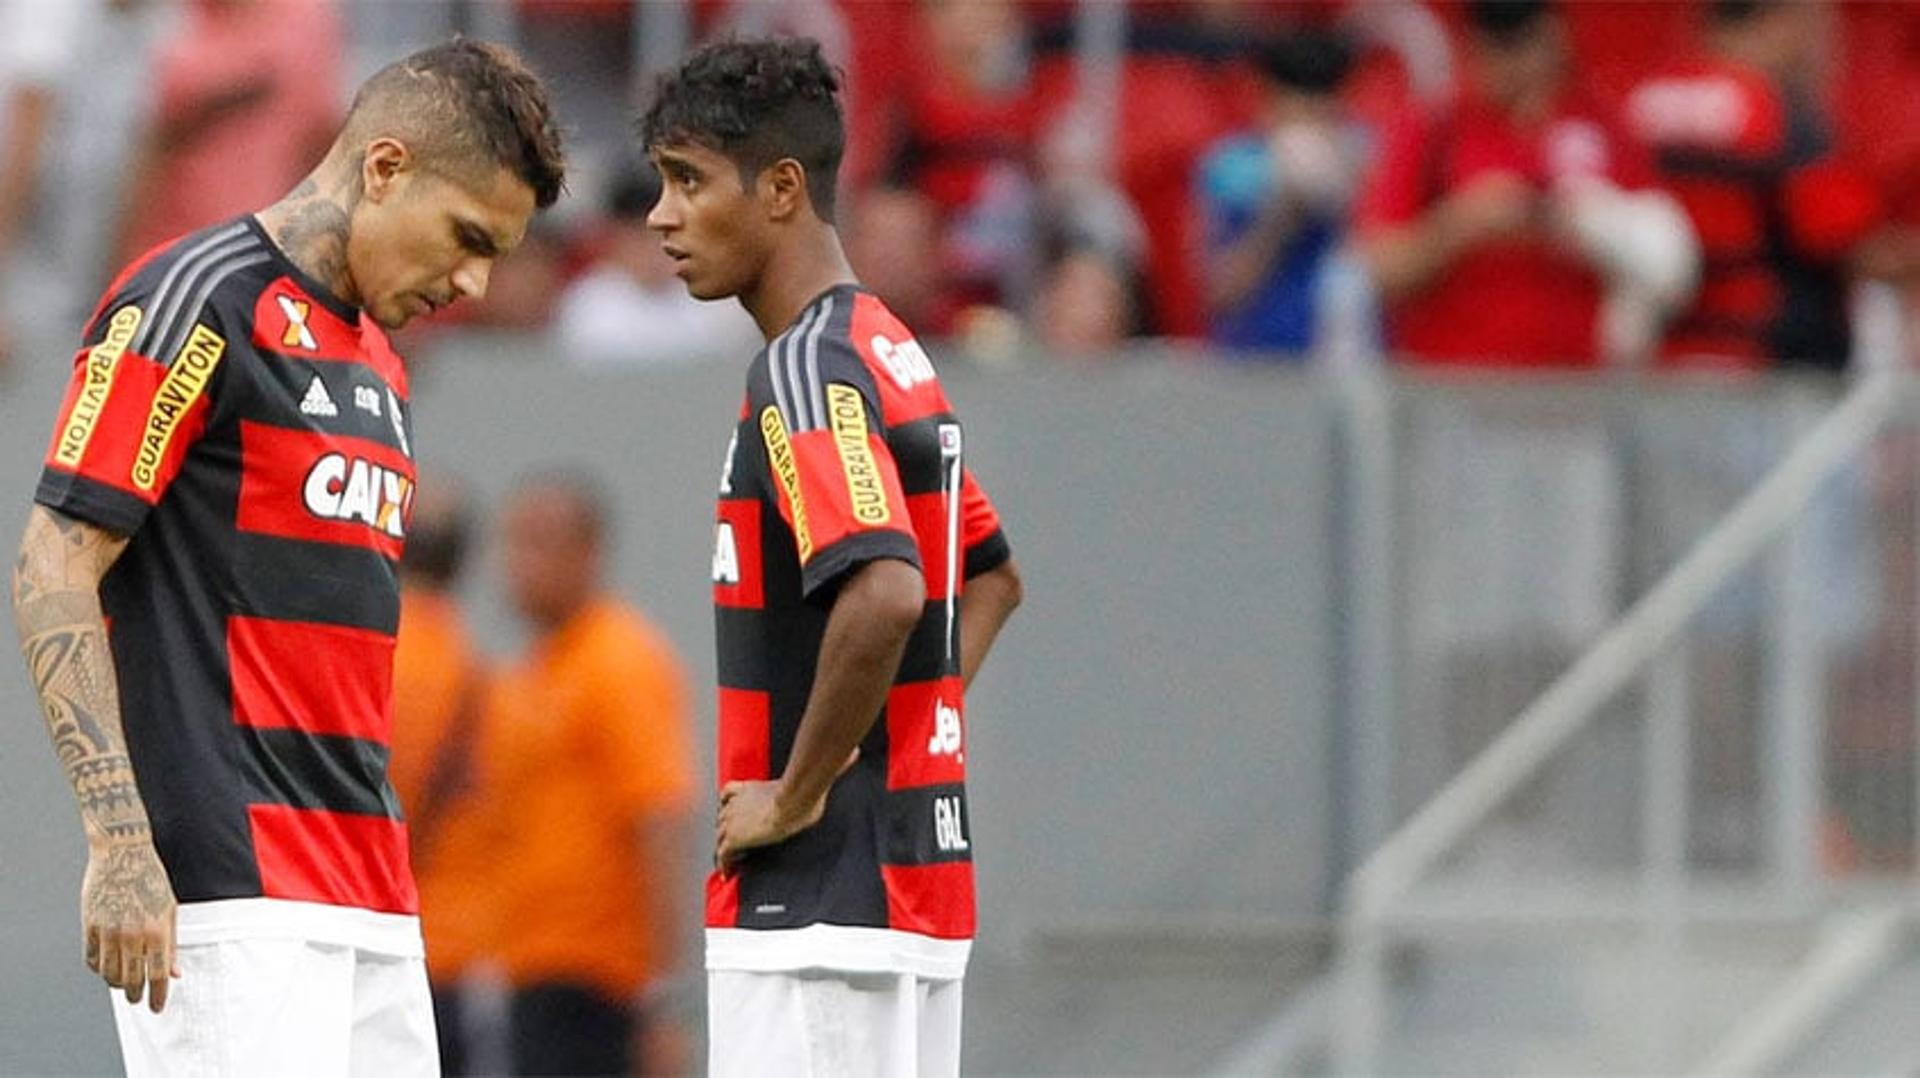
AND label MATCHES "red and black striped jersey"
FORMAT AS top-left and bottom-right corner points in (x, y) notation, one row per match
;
(705, 284), (1010, 979)
(34, 217), (422, 954)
